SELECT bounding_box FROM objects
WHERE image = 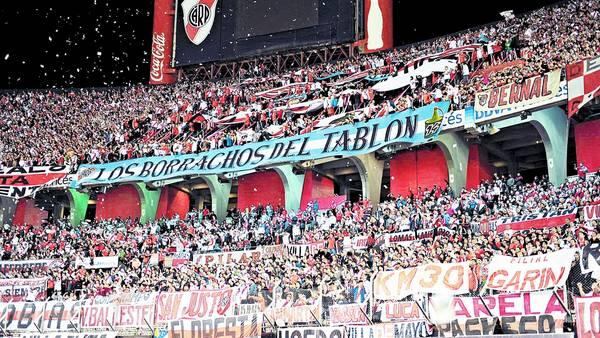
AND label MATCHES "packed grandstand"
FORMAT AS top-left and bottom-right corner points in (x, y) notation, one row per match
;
(0, 0), (600, 337)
